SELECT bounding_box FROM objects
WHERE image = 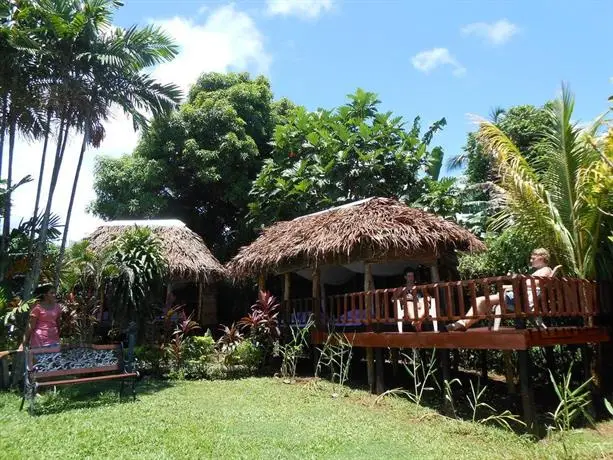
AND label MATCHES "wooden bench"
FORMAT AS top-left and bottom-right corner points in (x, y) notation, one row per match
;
(20, 343), (138, 414)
